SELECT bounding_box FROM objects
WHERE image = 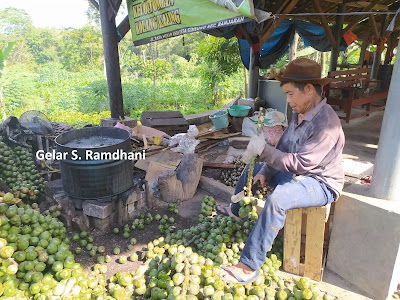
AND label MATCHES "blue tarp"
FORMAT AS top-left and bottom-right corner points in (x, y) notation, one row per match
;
(240, 19), (349, 69)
